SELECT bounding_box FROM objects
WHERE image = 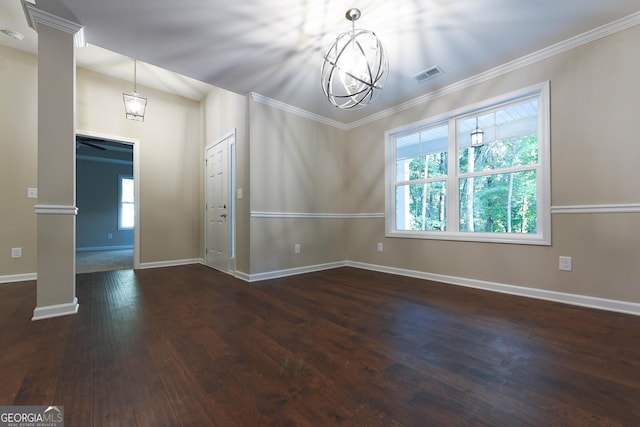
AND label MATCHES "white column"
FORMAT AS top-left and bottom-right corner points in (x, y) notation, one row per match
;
(24, 4), (83, 320)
